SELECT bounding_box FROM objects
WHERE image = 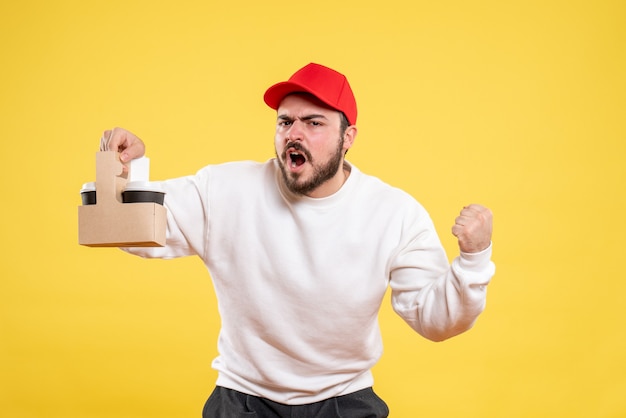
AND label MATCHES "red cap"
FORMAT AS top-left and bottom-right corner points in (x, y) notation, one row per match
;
(264, 63), (357, 125)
